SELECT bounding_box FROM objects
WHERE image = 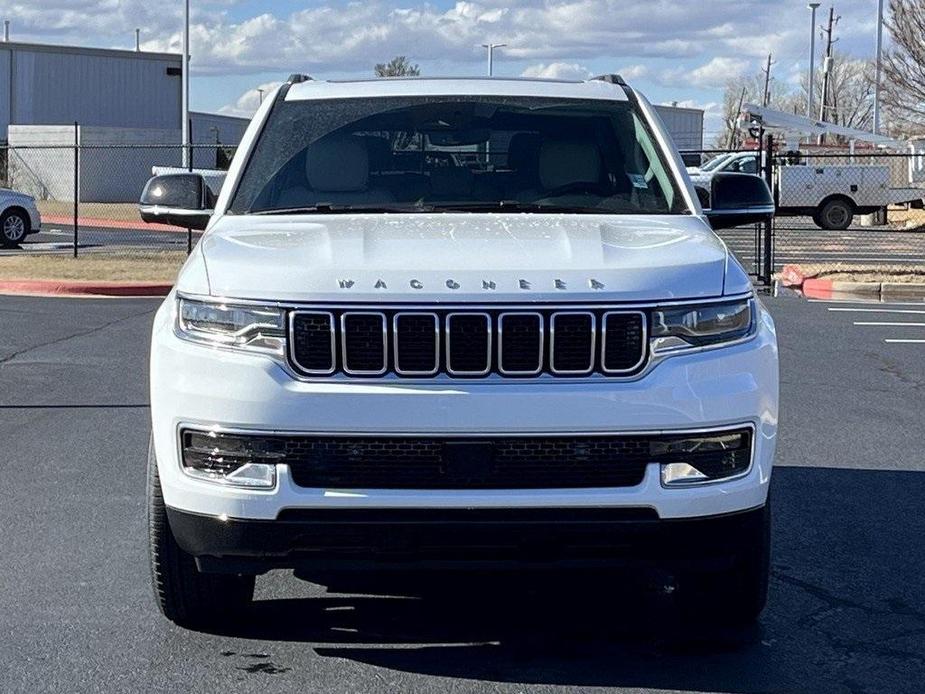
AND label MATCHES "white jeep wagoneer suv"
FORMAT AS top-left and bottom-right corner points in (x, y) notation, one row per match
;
(141, 74), (778, 628)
